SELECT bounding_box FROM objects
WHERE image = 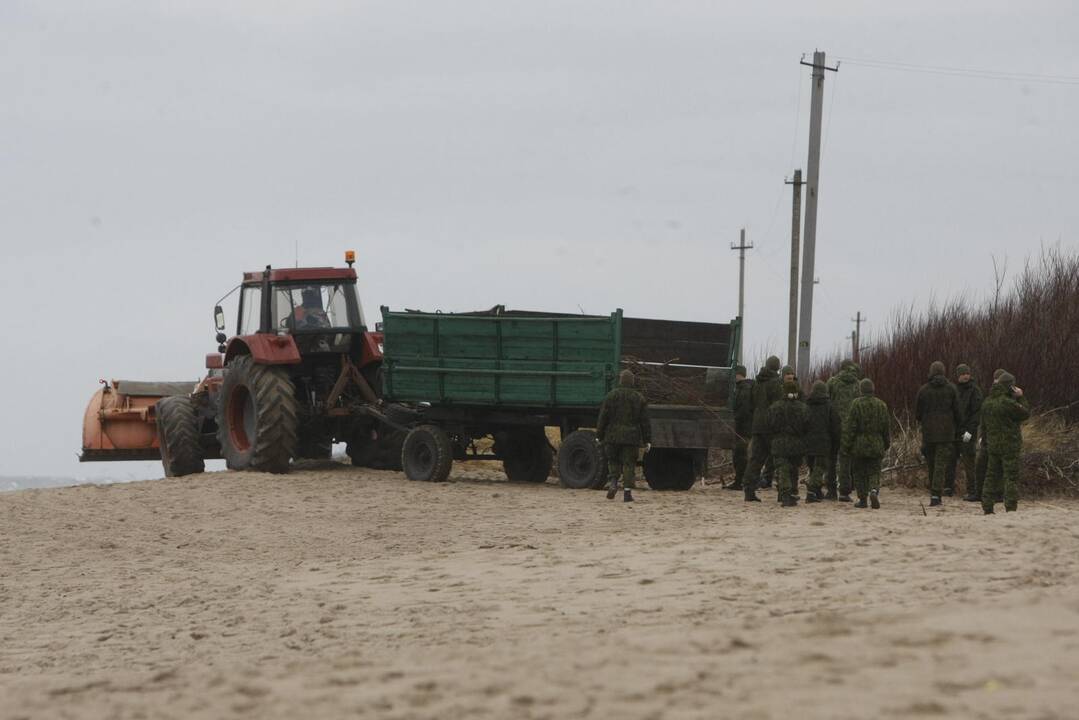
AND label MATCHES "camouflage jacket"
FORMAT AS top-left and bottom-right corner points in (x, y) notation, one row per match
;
(841, 393), (891, 459)
(596, 386), (651, 446)
(915, 375), (961, 444)
(827, 367), (861, 421)
(979, 383), (1030, 455)
(767, 396), (808, 457)
(804, 385), (841, 456)
(750, 367), (784, 435)
(732, 378), (755, 436)
(955, 379), (984, 438)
